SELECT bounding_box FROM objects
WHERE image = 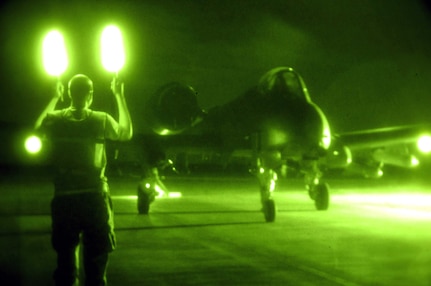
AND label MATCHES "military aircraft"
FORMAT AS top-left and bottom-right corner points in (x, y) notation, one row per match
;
(132, 66), (430, 222)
